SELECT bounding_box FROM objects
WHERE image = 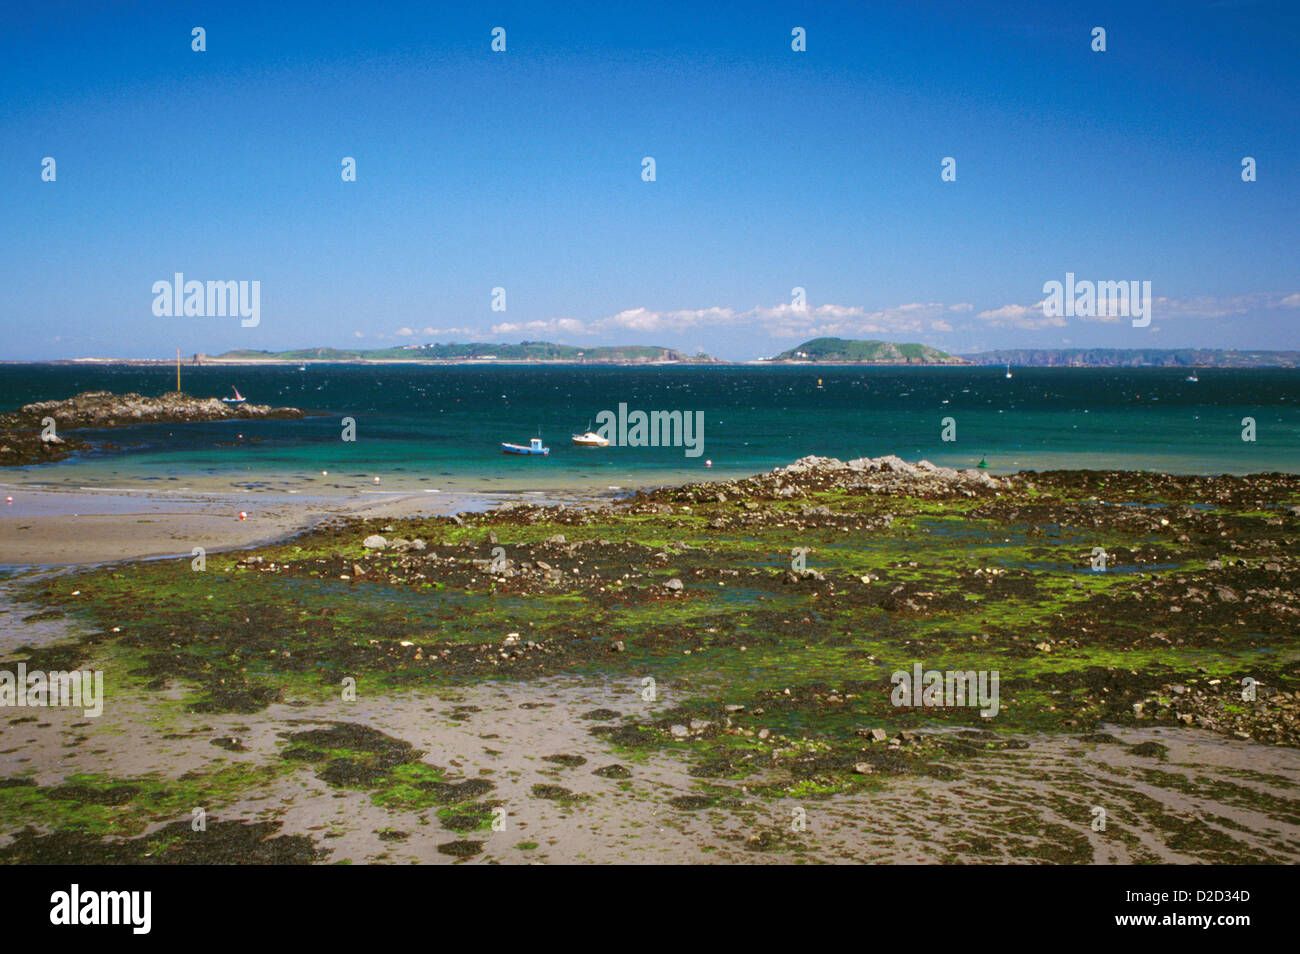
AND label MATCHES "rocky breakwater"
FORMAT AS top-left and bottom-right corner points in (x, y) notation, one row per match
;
(0, 390), (305, 466)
